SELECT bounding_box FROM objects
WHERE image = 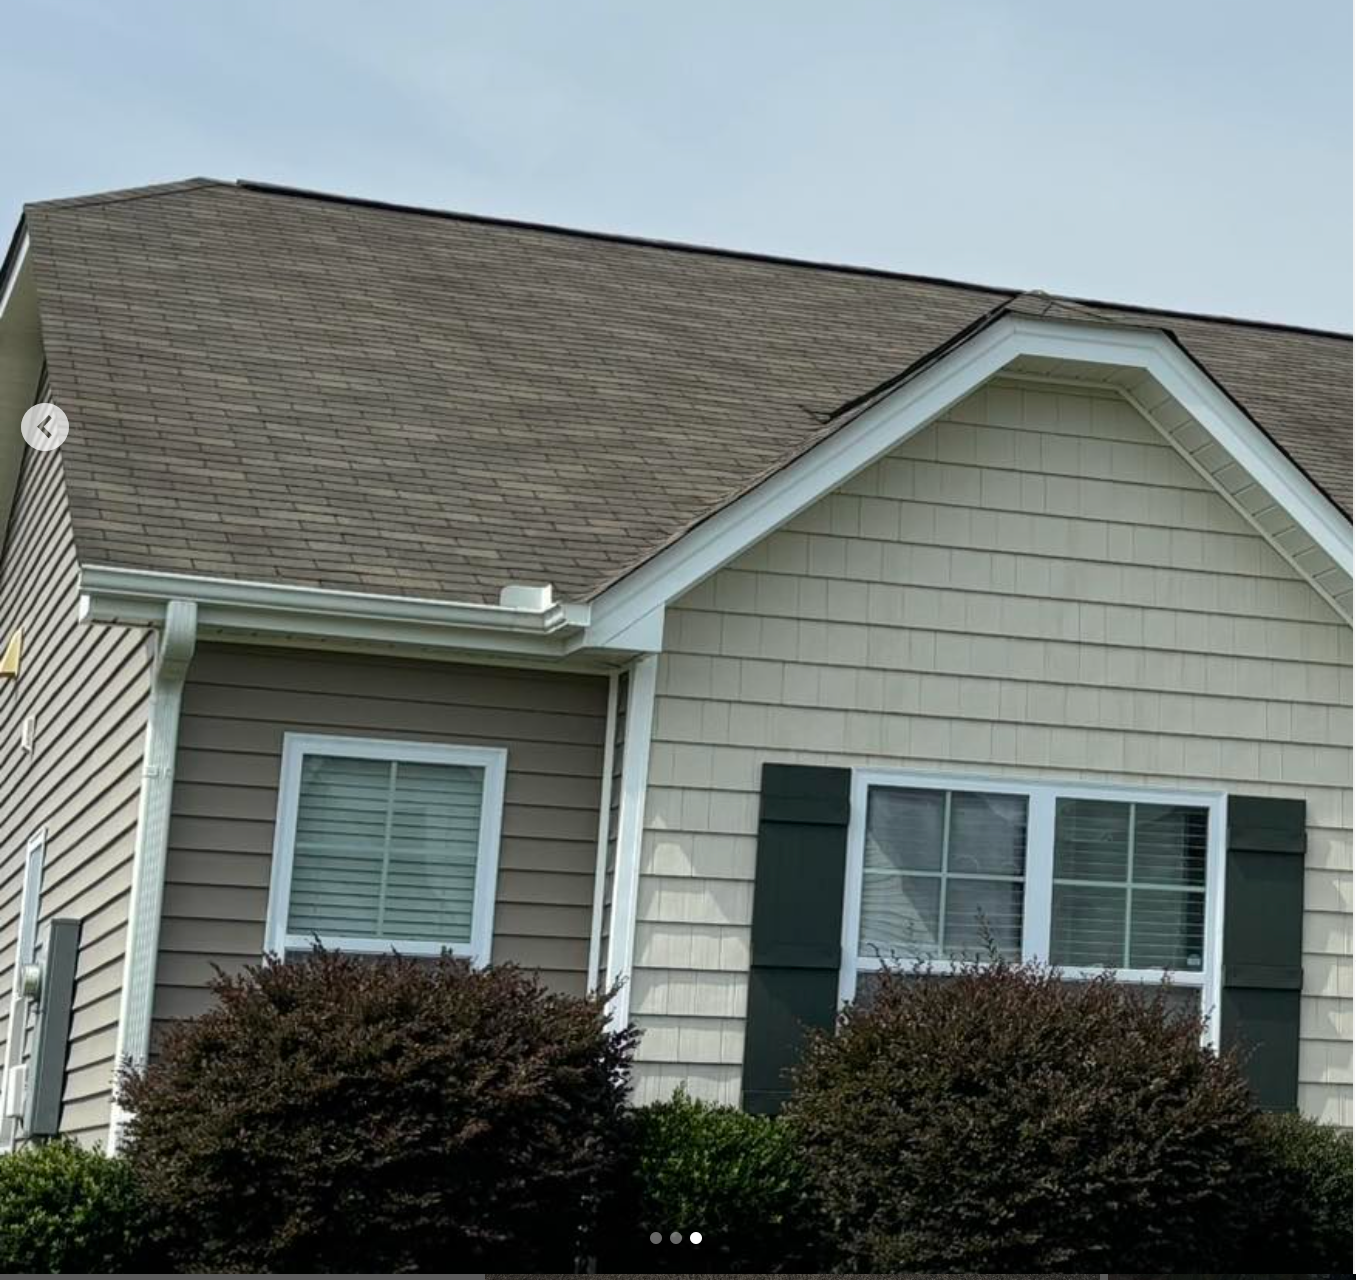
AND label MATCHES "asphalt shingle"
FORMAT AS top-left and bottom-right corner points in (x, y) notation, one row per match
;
(19, 179), (1351, 604)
